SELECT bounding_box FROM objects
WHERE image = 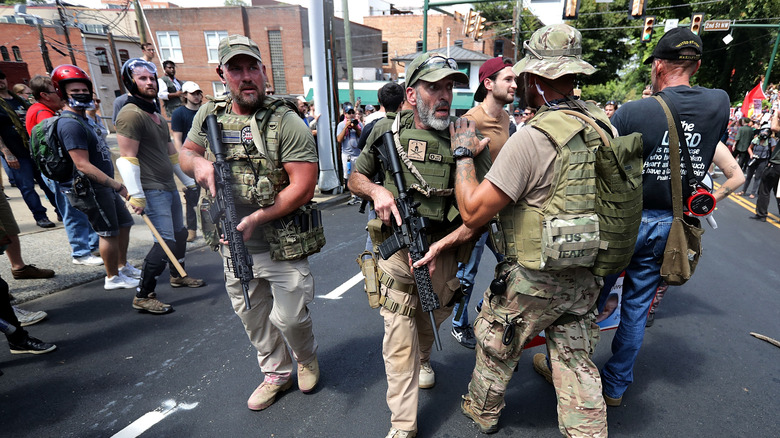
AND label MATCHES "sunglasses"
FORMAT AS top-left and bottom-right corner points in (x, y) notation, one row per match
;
(408, 56), (458, 85)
